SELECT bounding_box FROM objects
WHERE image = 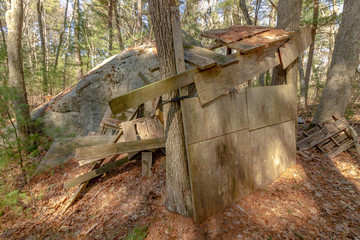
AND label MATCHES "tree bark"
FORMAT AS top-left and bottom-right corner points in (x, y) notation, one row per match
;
(239, 0), (253, 25)
(300, 0), (319, 109)
(36, 0), (48, 93)
(5, 0), (32, 142)
(75, 0), (83, 79)
(313, 0), (360, 124)
(54, 0), (69, 71)
(271, 0), (302, 85)
(148, 0), (193, 218)
(137, 0), (142, 32)
(113, 2), (124, 51)
(108, 0), (113, 52)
